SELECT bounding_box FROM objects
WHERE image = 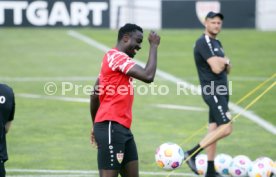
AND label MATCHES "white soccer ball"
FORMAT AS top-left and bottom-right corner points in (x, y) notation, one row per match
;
(256, 157), (274, 175)
(155, 142), (184, 171)
(248, 158), (272, 177)
(195, 154), (208, 175)
(272, 161), (276, 176)
(215, 153), (233, 176)
(229, 155), (252, 177)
